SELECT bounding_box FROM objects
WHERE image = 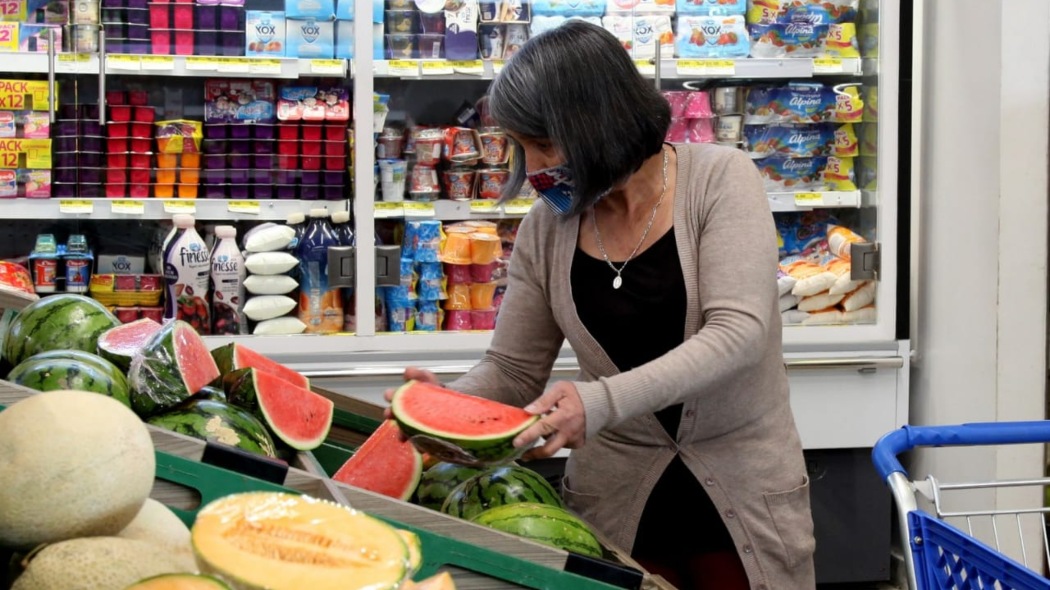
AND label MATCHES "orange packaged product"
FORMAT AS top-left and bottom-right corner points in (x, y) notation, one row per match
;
(469, 232), (502, 265)
(469, 282), (496, 310)
(441, 227), (473, 265)
(444, 283), (471, 311)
